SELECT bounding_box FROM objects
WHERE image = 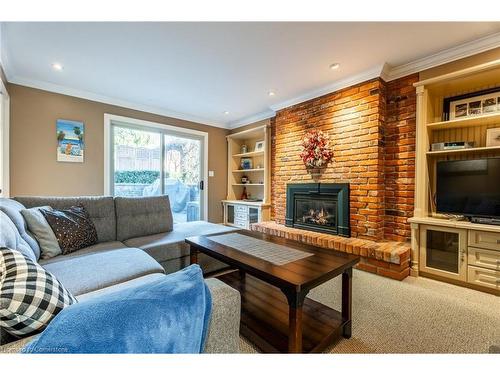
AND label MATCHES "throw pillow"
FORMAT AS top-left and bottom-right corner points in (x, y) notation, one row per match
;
(0, 248), (77, 337)
(21, 206), (62, 260)
(40, 205), (98, 255)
